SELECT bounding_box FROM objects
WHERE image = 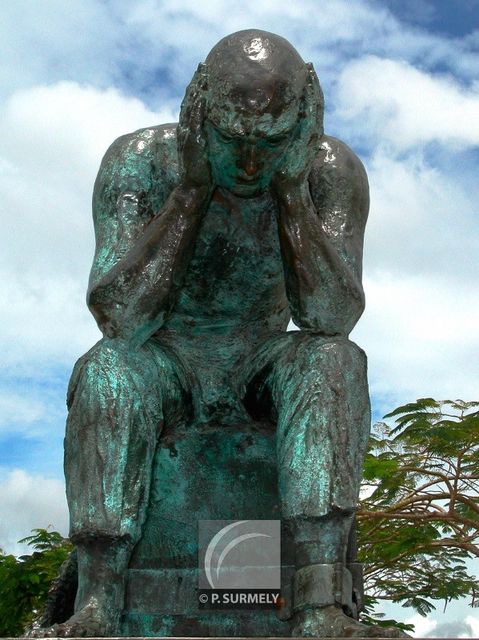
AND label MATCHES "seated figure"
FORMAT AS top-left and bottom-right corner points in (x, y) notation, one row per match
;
(40, 29), (405, 639)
